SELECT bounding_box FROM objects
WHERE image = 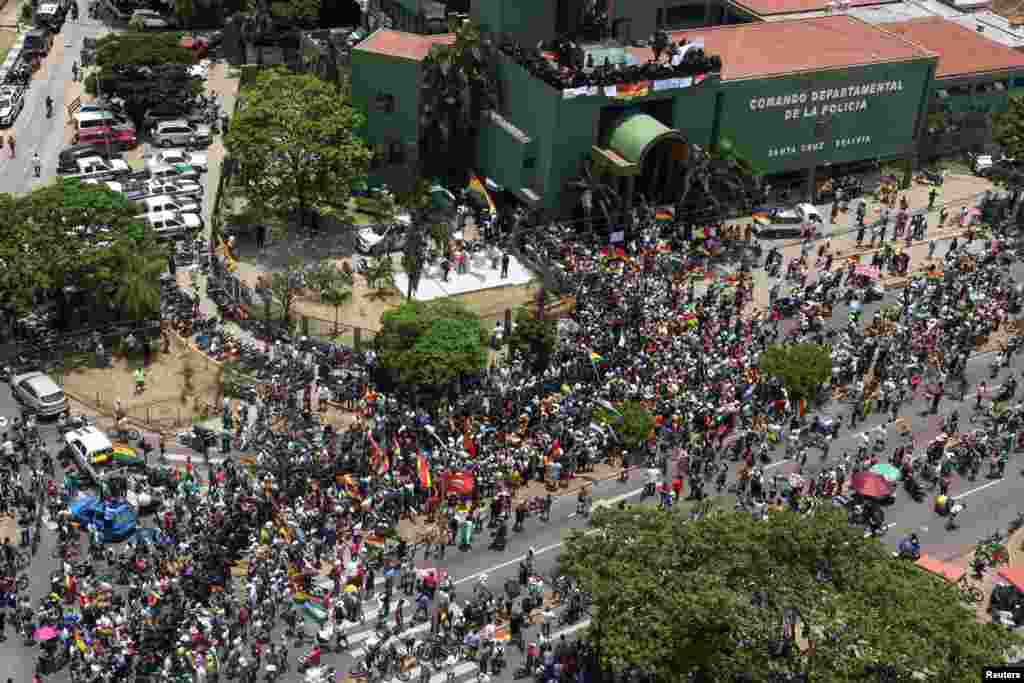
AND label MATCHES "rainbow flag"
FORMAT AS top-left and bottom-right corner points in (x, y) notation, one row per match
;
(614, 81), (650, 99)
(417, 454), (432, 490)
(589, 351), (603, 363)
(467, 173), (496, 213)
